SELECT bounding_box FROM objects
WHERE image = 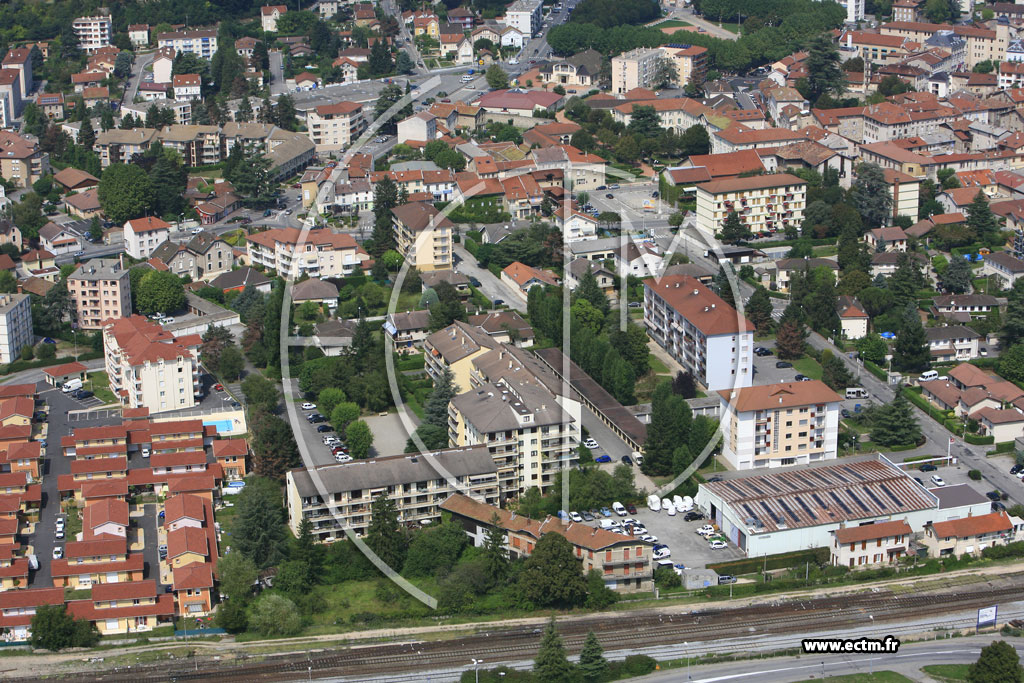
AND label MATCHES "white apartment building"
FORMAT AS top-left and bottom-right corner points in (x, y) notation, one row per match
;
(102, 316), (202, 414)
(718, 381), (842, 470)
(72, 13), (113, 54)
(285, 447), (499, 542)
(157, 29), (219, 60)
(306, 102), (365, 151)
(124, 217), (171, 260)
(829, 0), (865, 23)
(67, 258), (132, 330)
(695, 173), (807, 237)
(392, 202), (454, 271)
(448, 376), (579, 496)
(245, 227), (371, 278)
(0, 294), (32, 365)
(171, 74), (202, 101)
(925, 325), (982, 362)
(503, 0), (543, 38)
(611, 48), (662, 94)
(643, 275), (754, 392)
